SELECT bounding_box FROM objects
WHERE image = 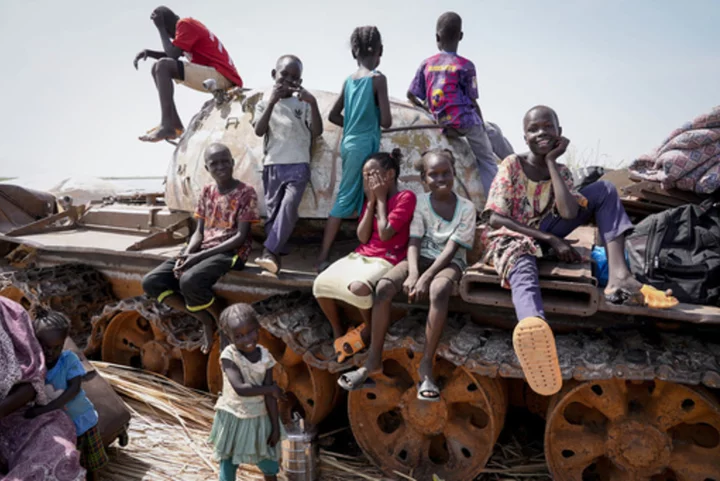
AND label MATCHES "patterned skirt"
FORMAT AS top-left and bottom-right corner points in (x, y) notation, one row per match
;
(77, 424), (109, 472)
